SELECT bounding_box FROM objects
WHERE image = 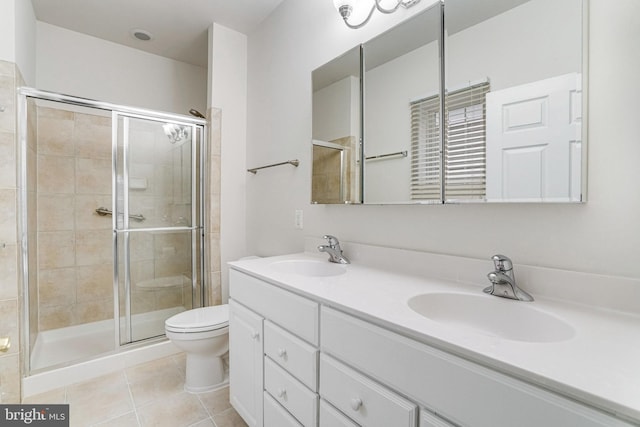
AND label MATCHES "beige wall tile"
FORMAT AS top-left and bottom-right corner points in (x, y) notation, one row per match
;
(0, 354), (20, 403)
(76, 263), (113, 302)
(38, 231), (75, 269)
(37, 107), (73, 120)
(209, 272), (221, 306)
(0, 189), (16, 243)
(37, 155), (75, 194)
(76, 298), (113, 323)
(0, 300), (18, 355)
(37, 113), (74, 156)
(129, 232), (154, 261)
(130, 290), (156, 315)
(75, 229), (111, 266)
(0, 75), (16, 134)
(38, 268), (76, 307)
(27, 147), (36, 193)
(73, 112), (111, 160)
(0, 61), (15, 78)
(39, 304), (75, 331)
(76, 157), (111, 195)
(37, 194), (75, 231)
(0, 244), (17, 300)
(0, 131), (15, 189)
(155, 288), (183, 310)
